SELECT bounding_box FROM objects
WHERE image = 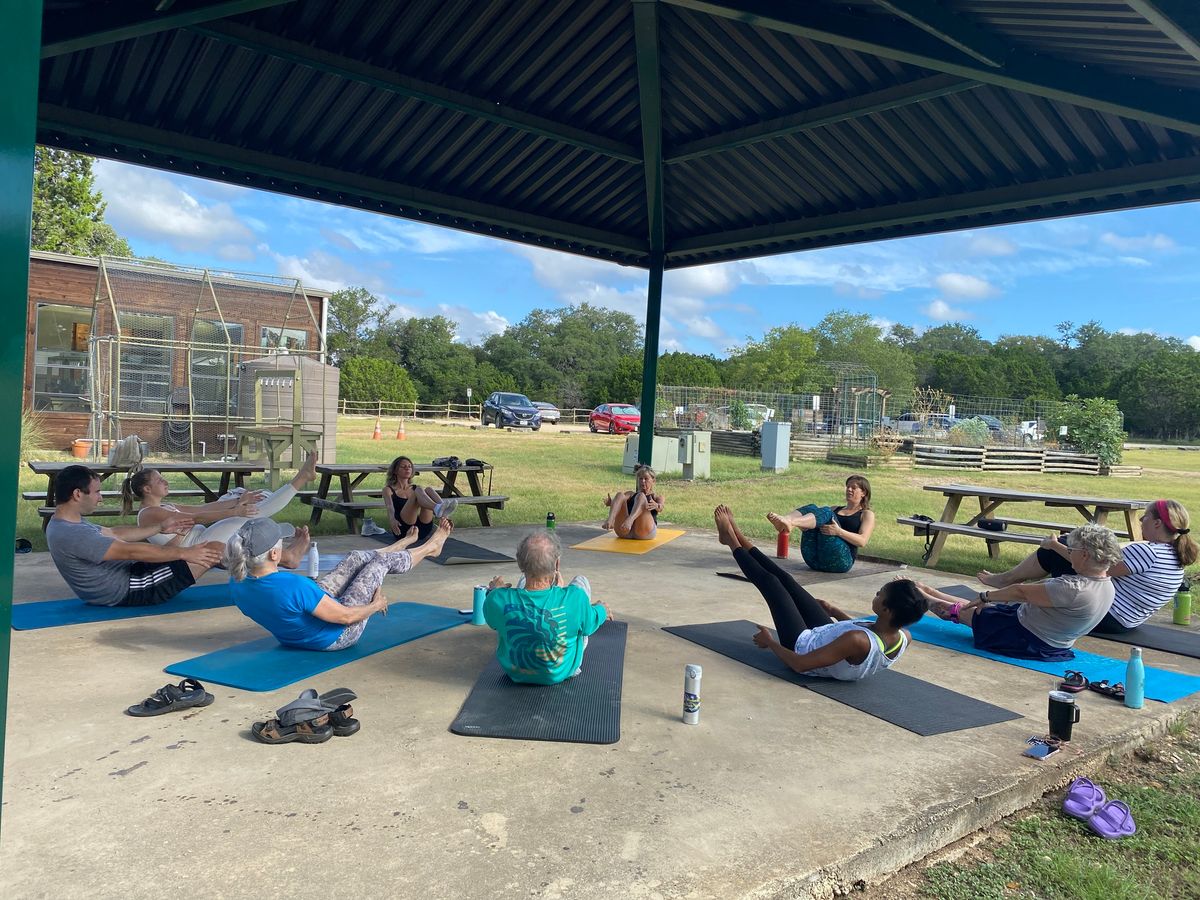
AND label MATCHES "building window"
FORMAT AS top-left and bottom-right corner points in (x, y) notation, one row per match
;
(33, 303), (91, 412)
(118, 313), (174, 414)
(261, 326), (308, 351)
(191, 319), (244, 416)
